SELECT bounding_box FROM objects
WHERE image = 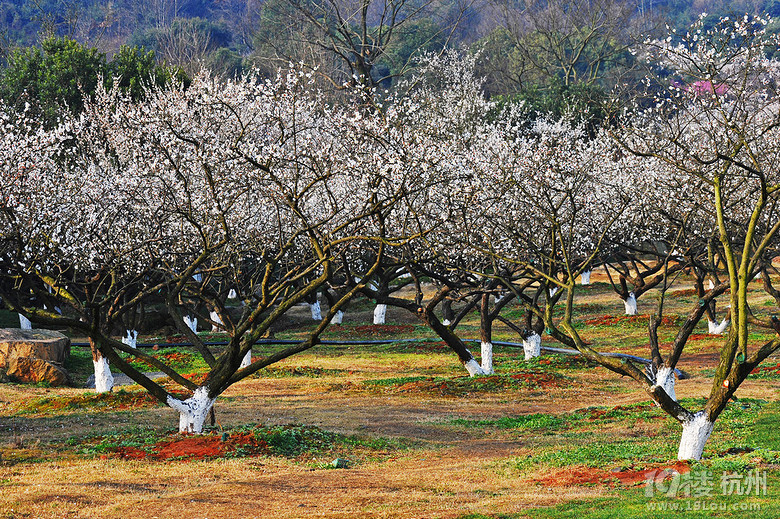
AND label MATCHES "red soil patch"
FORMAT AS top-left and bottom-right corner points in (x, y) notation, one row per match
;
(531, 461), (691, 488)
(584, 314), (677, 327)
(114, 432), (268, 461)
(751, 362), (780, 375)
